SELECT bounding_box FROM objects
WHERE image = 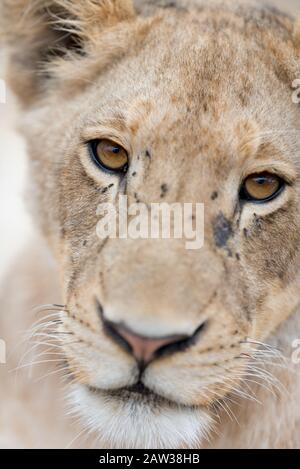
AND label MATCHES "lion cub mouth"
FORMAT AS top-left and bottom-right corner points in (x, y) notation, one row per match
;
(87, 381), (178, 407)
